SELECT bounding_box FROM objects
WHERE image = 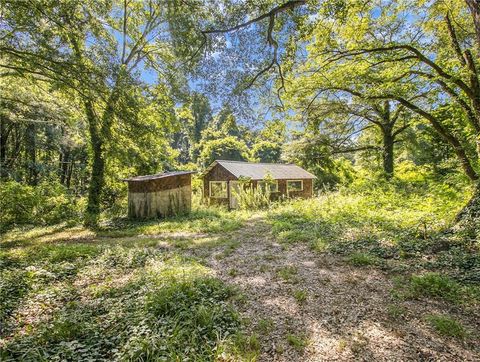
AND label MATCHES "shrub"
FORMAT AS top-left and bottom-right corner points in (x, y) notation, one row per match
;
(233, 179), (273, 210)
(0, 181), (81, 231)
